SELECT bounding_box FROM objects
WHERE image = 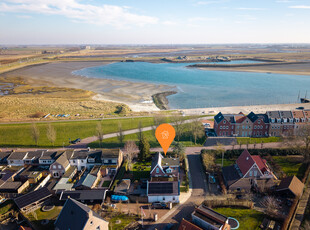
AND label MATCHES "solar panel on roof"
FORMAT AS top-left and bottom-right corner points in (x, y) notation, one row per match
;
(148, 183), (173, 194)
(14, 187), (51, 209)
